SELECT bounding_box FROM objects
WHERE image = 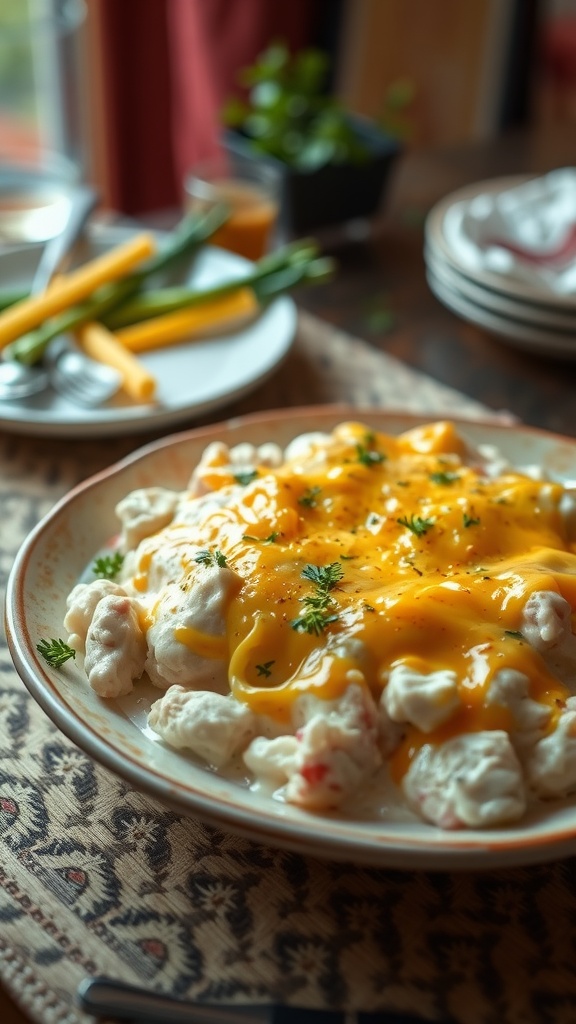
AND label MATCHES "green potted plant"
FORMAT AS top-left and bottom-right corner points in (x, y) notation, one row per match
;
(222, 42), (404, 235)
